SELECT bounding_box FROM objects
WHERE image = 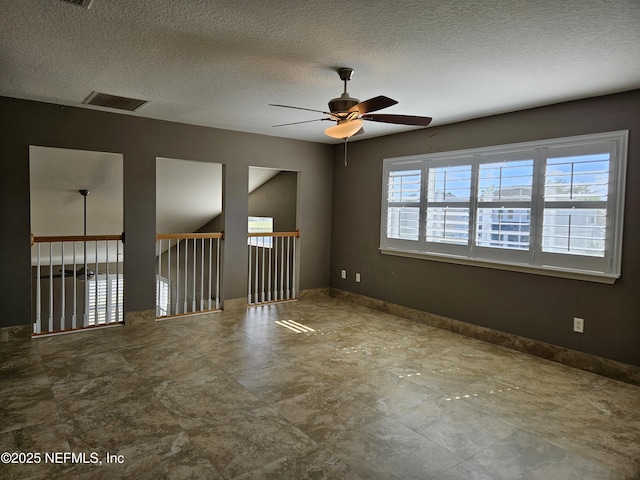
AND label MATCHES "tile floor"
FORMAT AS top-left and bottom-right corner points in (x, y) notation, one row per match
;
(1, 297), (639, 479)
